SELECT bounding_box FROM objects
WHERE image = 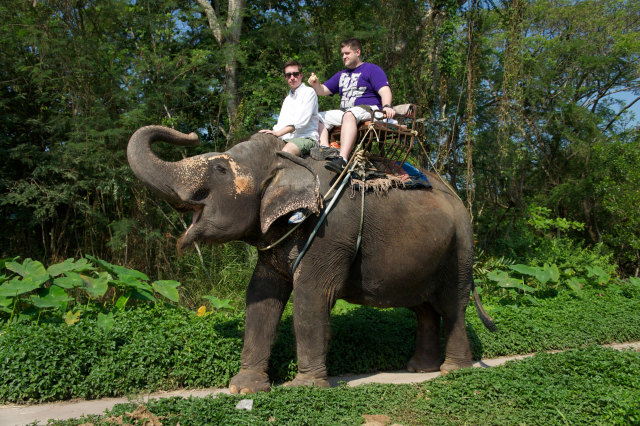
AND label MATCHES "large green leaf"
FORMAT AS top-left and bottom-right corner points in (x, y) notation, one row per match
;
(6, 258), (48, 280)
(509, 263), (560, 285)
(113, 267), (149, 281)
(53, 272), (84, 289)
(202, 295), (233, 311)
(152, 280), (180, 302)
(0, 276), (46, 297)
(30, 286), (71, 311)
(0, 257), (20, 271)
(82, 272), (110, 298)
(131, 289), (156, 303)
(546, 263), (560, 283)
(97, 312), (115, 333)
(487, 270), (536, 293)
(47, 258), (95, 277)
(585, 266), (609, 284)
(117, 273), (152, 292)
(566, 277), (585, 298)
(508, 264), (540, 277)
(115, 293), (130, 310)
(86, 255), (149, 281)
